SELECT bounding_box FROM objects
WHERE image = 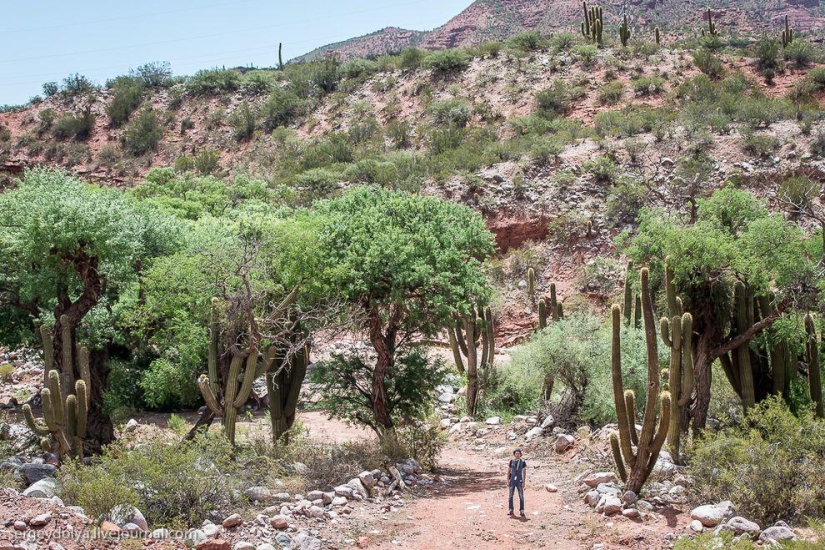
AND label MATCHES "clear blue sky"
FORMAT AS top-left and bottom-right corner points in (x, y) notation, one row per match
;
(1, 0), (474, 105)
